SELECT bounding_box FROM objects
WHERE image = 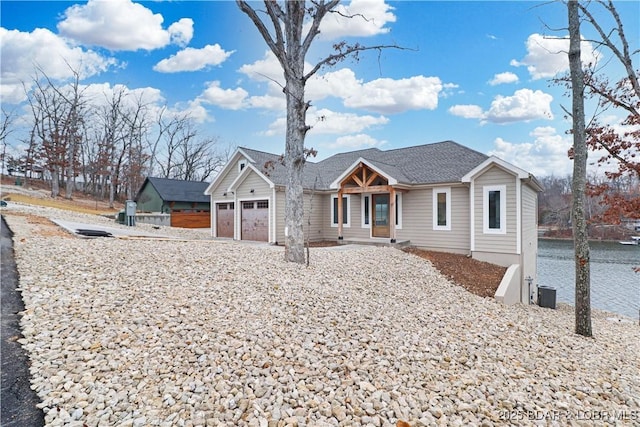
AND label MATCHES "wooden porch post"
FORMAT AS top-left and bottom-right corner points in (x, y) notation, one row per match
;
(337, 189), (344, 240)
(389, 187), (396, 243)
